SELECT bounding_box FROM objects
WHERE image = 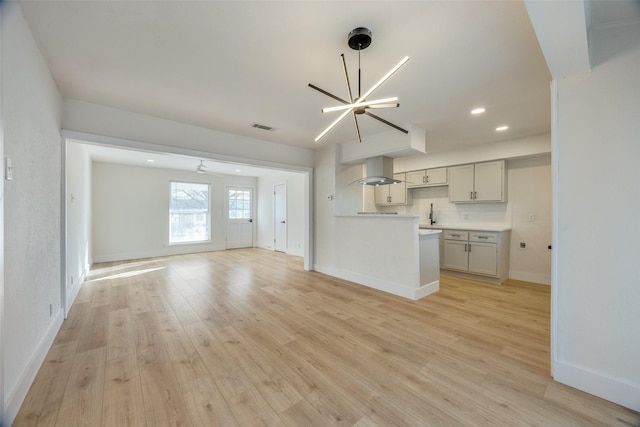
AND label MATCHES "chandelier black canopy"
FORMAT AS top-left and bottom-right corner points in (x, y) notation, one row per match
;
(309, 27), (409, 143)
